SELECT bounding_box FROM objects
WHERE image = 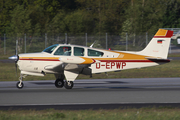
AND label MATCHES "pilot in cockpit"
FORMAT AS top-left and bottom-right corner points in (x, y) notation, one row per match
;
(63, 47), (70, 55)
